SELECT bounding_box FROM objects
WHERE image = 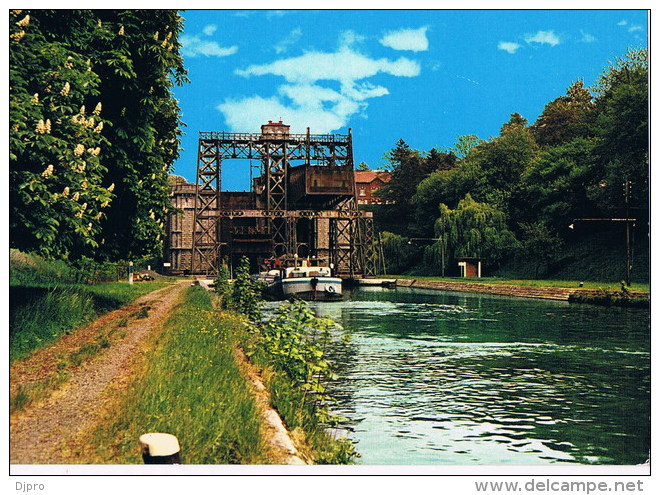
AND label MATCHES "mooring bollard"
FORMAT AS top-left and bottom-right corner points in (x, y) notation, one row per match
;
(139, 433), (181, 464)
